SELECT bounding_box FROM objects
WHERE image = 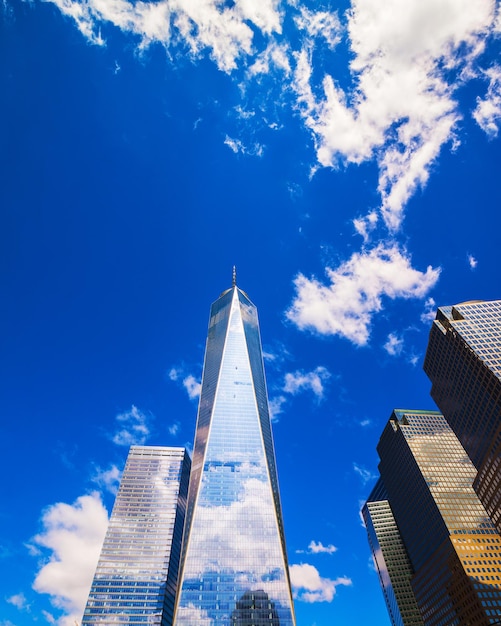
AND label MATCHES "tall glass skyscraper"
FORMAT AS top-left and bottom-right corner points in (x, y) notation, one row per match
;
(365, 410), (501, 626)
(82, 446), (191, 625)
(362, 479), (423, 626)
(173, 282), (296, 626)
(423, 300), (501, 533)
